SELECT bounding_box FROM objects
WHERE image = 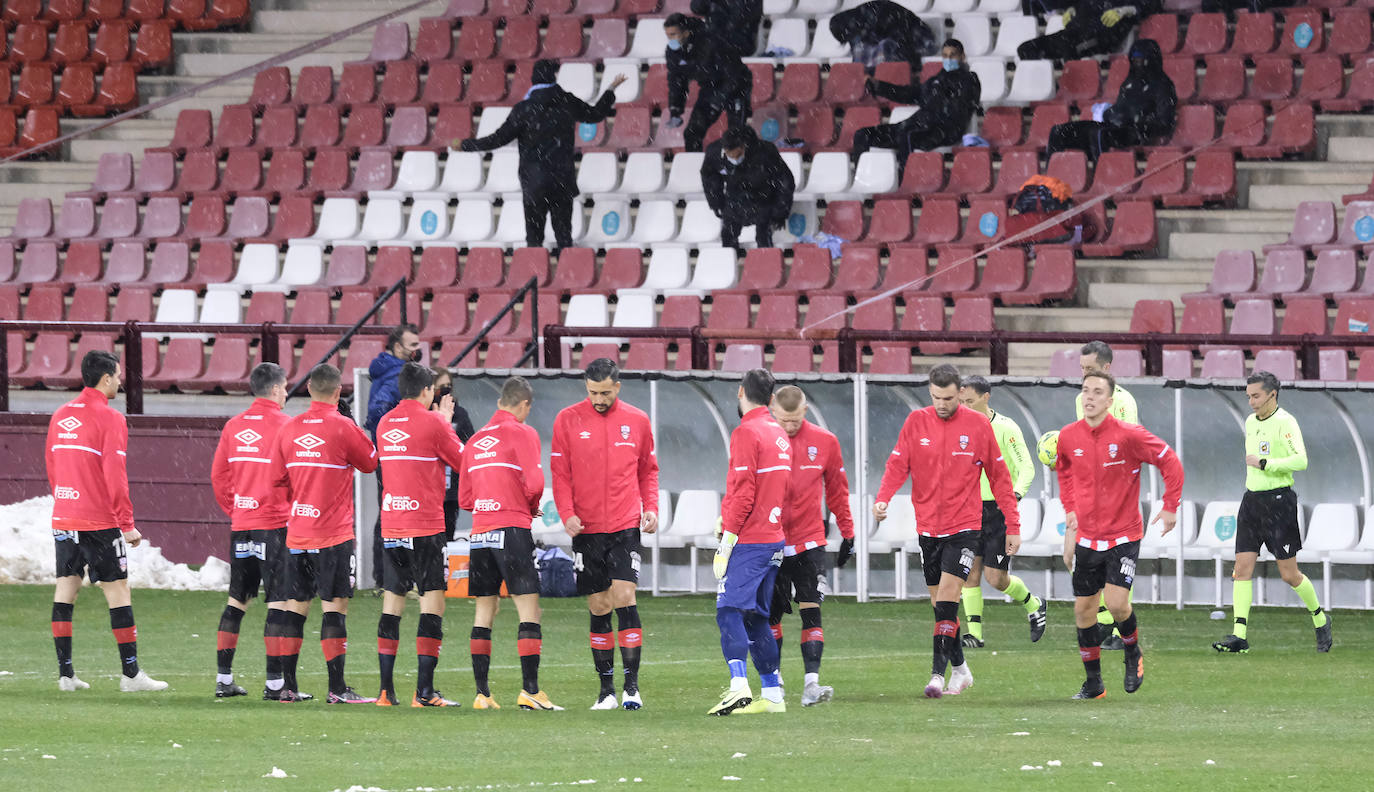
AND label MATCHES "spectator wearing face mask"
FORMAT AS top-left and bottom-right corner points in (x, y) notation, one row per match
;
(701, 125), (796, 249)
(366, 323), (422, 590)
(851, 39), (981, 169)
(828, 0), (938, 74)
(663, 13), (753, 153)
(1017, 0), (1160, 61)
(1046, 39), (1176, 160)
